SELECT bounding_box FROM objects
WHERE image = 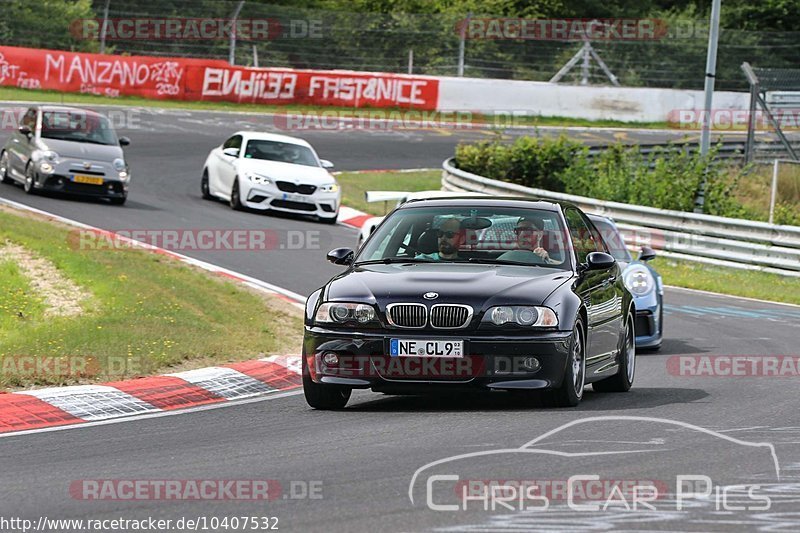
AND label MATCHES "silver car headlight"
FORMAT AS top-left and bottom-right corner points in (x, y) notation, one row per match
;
(245, 171), (272, 185)
(319, 182), (339, 193)
(624, 265), (655, 296)
(482, 306), (558, 327)
(315, 302), (378, 326)
(41, 150), (59, 163)
(112, 158), (127, 171)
